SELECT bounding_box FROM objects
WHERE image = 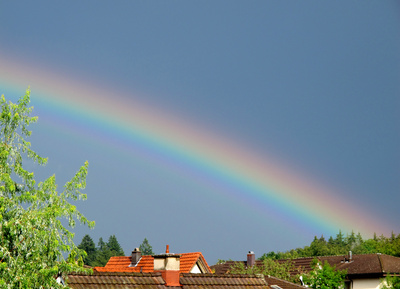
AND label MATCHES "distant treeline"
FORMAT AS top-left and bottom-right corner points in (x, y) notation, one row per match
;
(260, 231), (400, 260)
(78, 234), (125, 267)
(77, 235), (154, 267)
